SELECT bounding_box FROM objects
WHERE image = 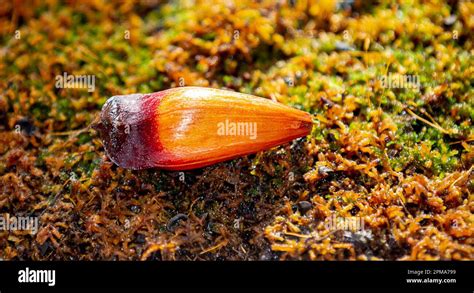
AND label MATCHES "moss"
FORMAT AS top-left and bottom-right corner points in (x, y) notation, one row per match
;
(0, 0), (472, 261)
